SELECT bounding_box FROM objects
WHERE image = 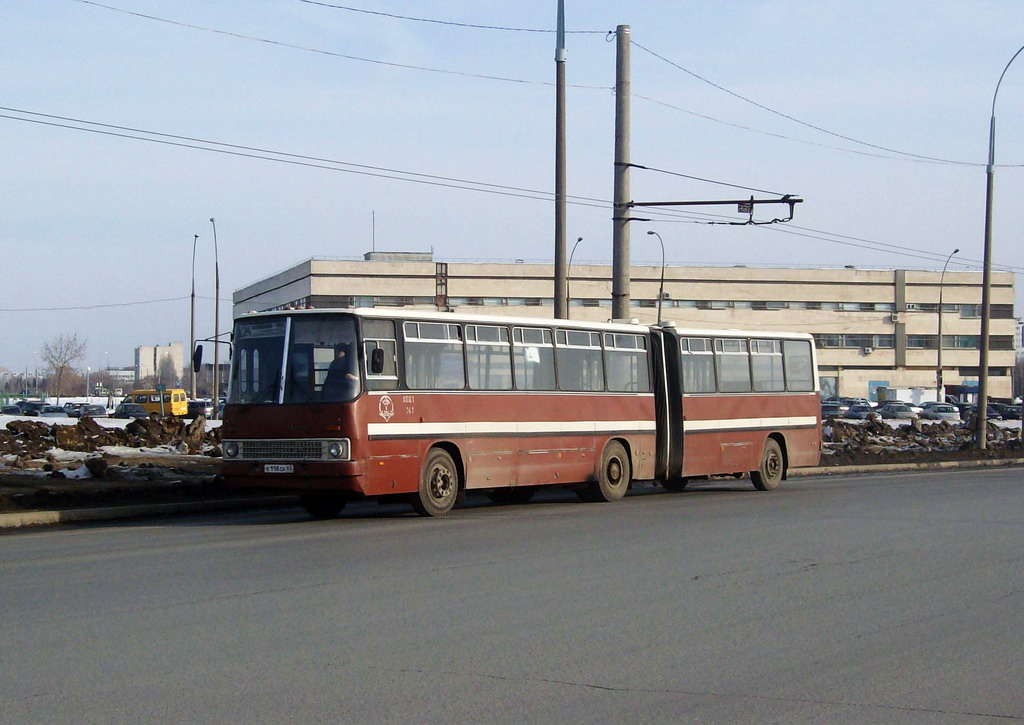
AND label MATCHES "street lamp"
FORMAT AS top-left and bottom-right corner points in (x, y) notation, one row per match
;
(86, 366), (91, 403)
(935, 249), (959, 402)
(190, 233), (199, 400)
(209, 218), (221, 420)
(566, 236), (583, 318)
(646, 230), (667, 324)
(976, 42), (1024, 449)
